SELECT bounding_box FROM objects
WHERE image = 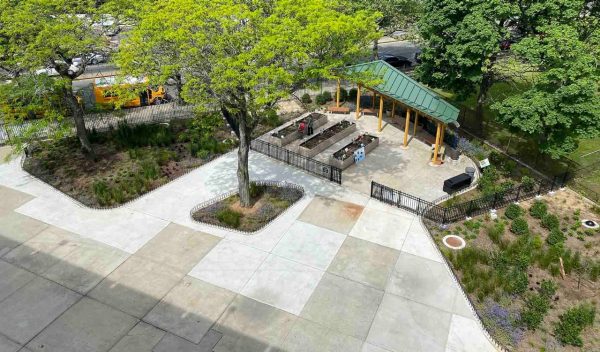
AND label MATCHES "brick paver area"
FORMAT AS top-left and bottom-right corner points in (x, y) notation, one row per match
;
(0, 146), (496, 352)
